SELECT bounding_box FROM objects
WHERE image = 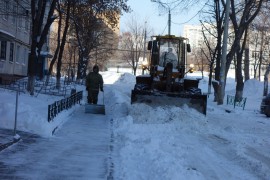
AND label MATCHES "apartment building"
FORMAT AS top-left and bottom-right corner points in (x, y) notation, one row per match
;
(0, 0), (30, 83)
(183, 23), (269, 77)
(183, 24), (216, 48)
